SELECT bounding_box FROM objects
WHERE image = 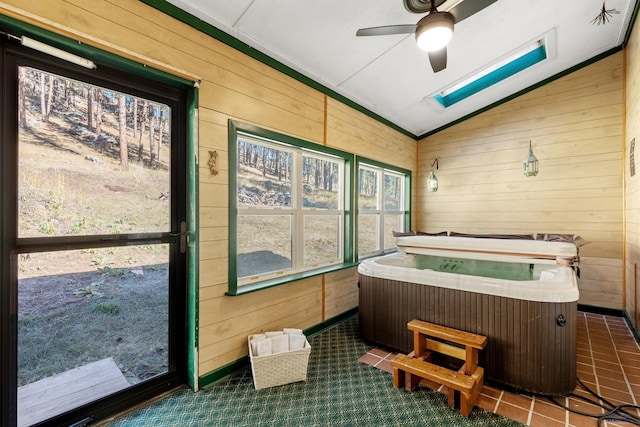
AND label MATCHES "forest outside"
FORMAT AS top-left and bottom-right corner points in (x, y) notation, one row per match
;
(17, 66), (171, 387)
(235, 139), (344, 281)
(234, 136), (406, 282)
